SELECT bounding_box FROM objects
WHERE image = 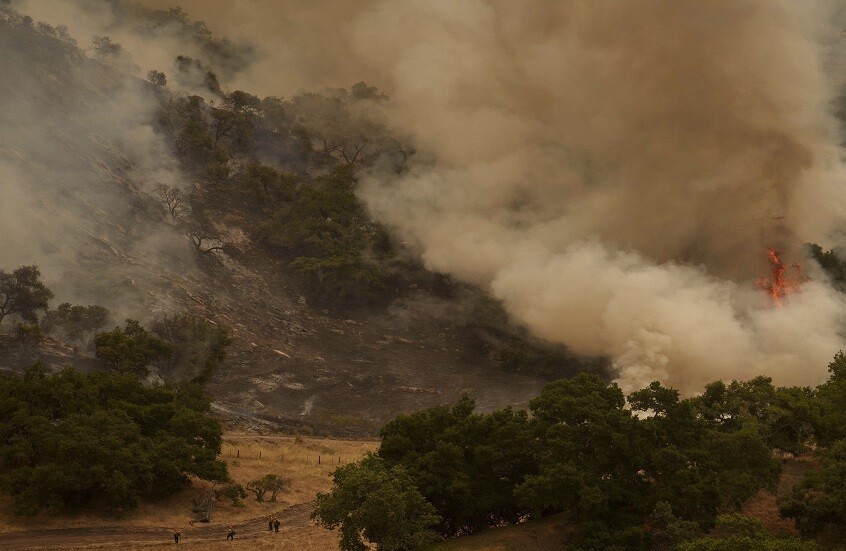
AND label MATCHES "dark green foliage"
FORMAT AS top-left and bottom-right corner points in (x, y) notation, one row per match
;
(291, 254), (391, 305)
(260, 167), (369, 255)
(379, 394), (535, 536)
(239, 162), (298, 204)
(0, 368), (227, 515)
(777, 353), (846, 541)
(571, 521), (650, 551)
(631, 381), (780, 528)
(41, 303), (110, 345)
(260, 167), (395, 306)
(811, 351), (846, 446)
(320, 368), (828, 547)
(149, 314), (231, 383)
(94, 320), (172, 375)
(496, 337), (604, 380)
(213, 482), (246, 506)
(779, 440), (846, 539)
(150, 71), (403, 309)
(159, 95), (220, 165)
(806, 243), (846, 288)
(313, 455), (441, 551)
(677, 514), (819, 551)
(0, 265), (53, 326)
(518, 374), (649, 526)
(649, 501), (700, 549)
(691, 377), (818, 455)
